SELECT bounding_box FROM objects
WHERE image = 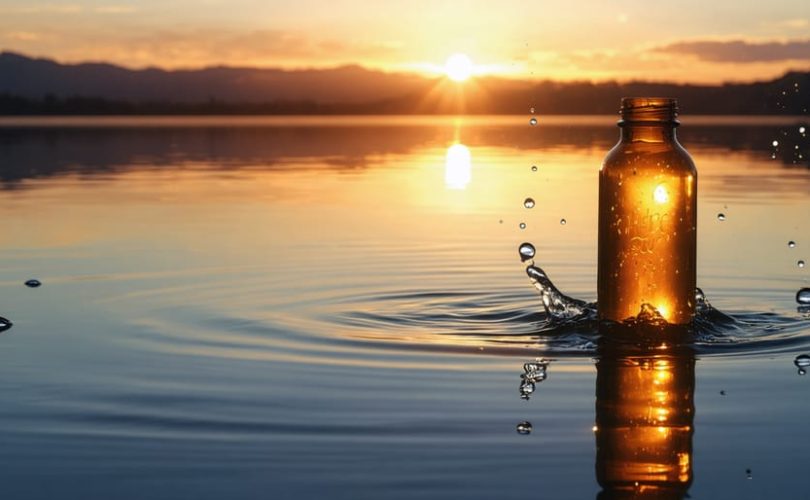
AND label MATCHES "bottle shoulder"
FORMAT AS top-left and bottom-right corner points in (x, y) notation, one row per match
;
(601, 139), (697, 175)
